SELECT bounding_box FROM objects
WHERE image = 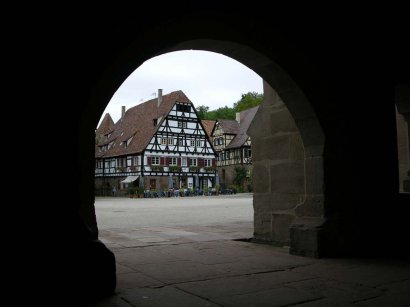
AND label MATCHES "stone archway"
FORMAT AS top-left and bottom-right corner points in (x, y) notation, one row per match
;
(31, 9), (408, 302)
(82, 39), (327, 257)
